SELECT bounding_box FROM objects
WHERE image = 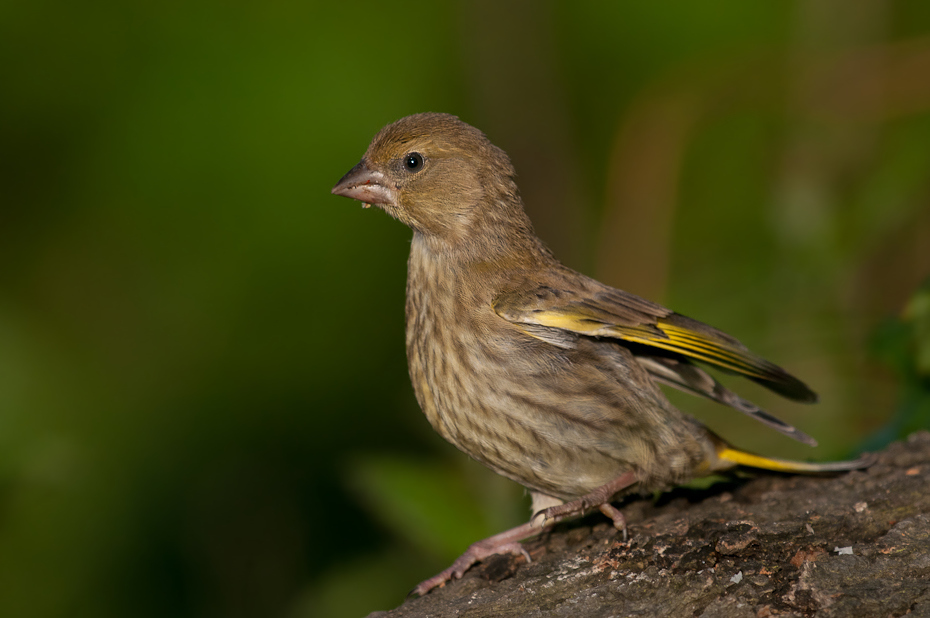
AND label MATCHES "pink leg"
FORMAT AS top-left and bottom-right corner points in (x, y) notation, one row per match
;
(537, 471), (638, 526)
(413, 471), (639, 596)
(599, 503), (628, 541)
(412, 520), (538, 596)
